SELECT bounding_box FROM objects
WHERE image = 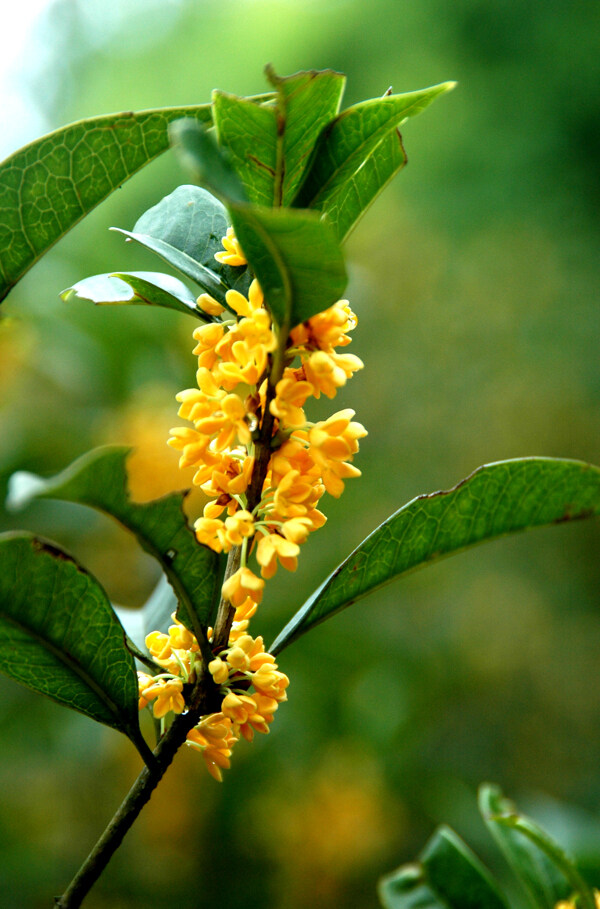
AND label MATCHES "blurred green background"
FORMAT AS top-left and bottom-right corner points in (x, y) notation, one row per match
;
(1, 0), (599, 906)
